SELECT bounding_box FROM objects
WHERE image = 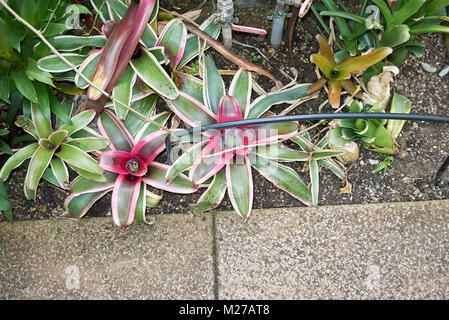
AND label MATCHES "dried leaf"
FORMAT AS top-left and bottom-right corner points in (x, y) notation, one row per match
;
(362, 66), (399, 109)
(339, 179), (352, 194)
